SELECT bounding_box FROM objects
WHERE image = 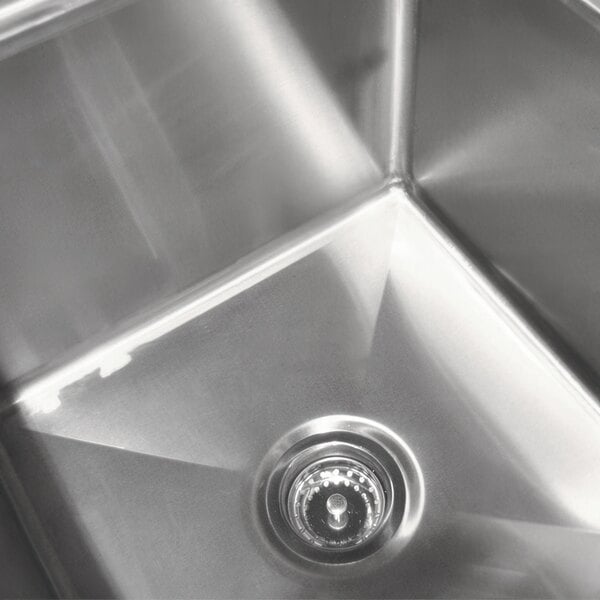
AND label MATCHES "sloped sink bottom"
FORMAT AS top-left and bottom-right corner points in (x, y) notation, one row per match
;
(1, 185), (599, 598)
